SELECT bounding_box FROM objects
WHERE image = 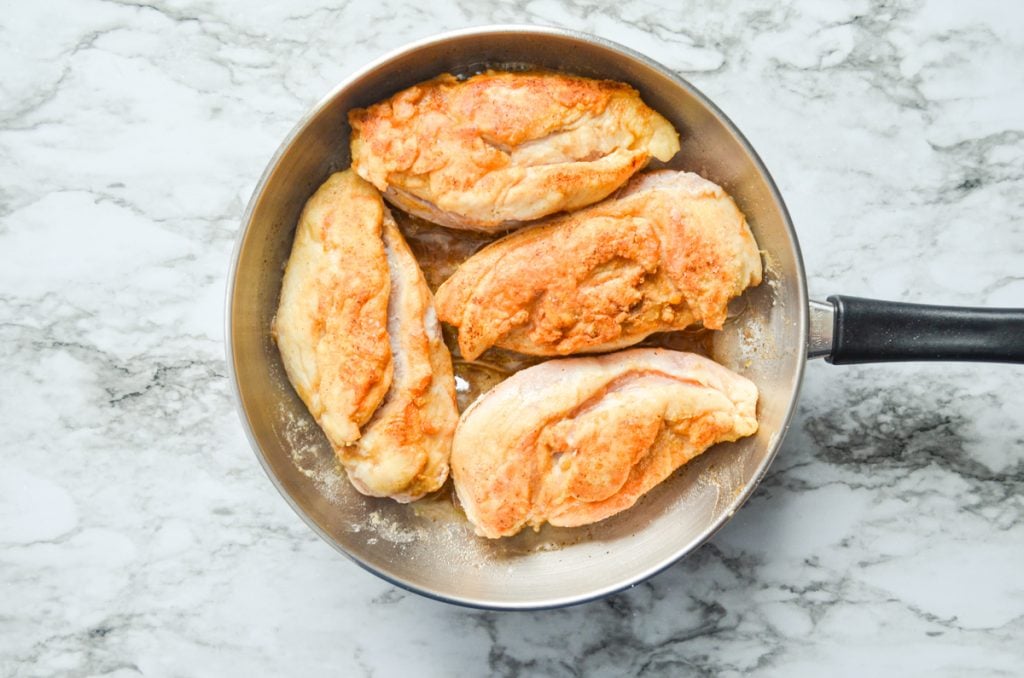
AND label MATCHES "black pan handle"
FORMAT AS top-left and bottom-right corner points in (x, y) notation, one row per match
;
(813, 295), (1024, 365)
